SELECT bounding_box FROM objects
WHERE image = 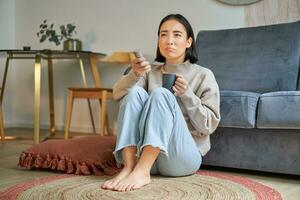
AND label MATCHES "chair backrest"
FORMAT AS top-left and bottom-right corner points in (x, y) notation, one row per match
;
(196, 20), (300, 93)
